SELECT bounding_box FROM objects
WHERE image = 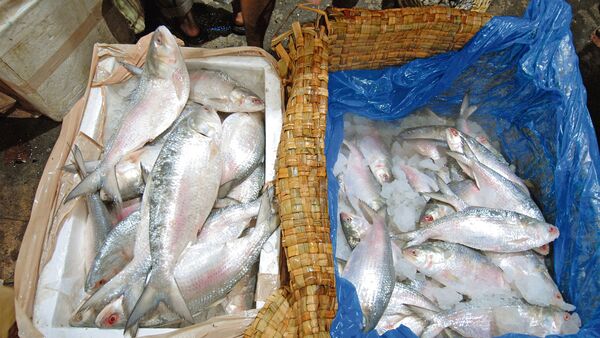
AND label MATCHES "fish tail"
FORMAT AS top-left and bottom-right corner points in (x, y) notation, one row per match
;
(421, 322), (447, 338)
(125, 274), (193, 333)
(65, 169), (102, 203)
(459, 93), (478, 121)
